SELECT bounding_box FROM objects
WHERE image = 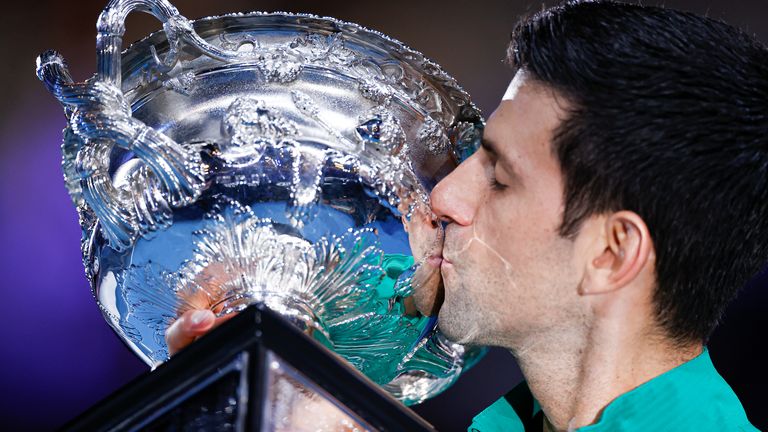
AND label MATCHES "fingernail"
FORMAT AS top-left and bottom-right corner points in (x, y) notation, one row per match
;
(190, 309), (212, 326)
